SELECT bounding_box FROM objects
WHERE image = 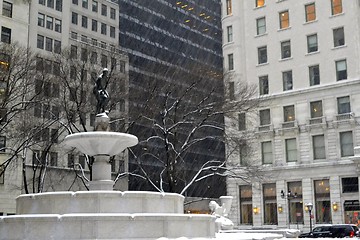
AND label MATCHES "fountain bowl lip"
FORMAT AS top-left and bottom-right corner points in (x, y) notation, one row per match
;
(64, 131), (138, 156)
